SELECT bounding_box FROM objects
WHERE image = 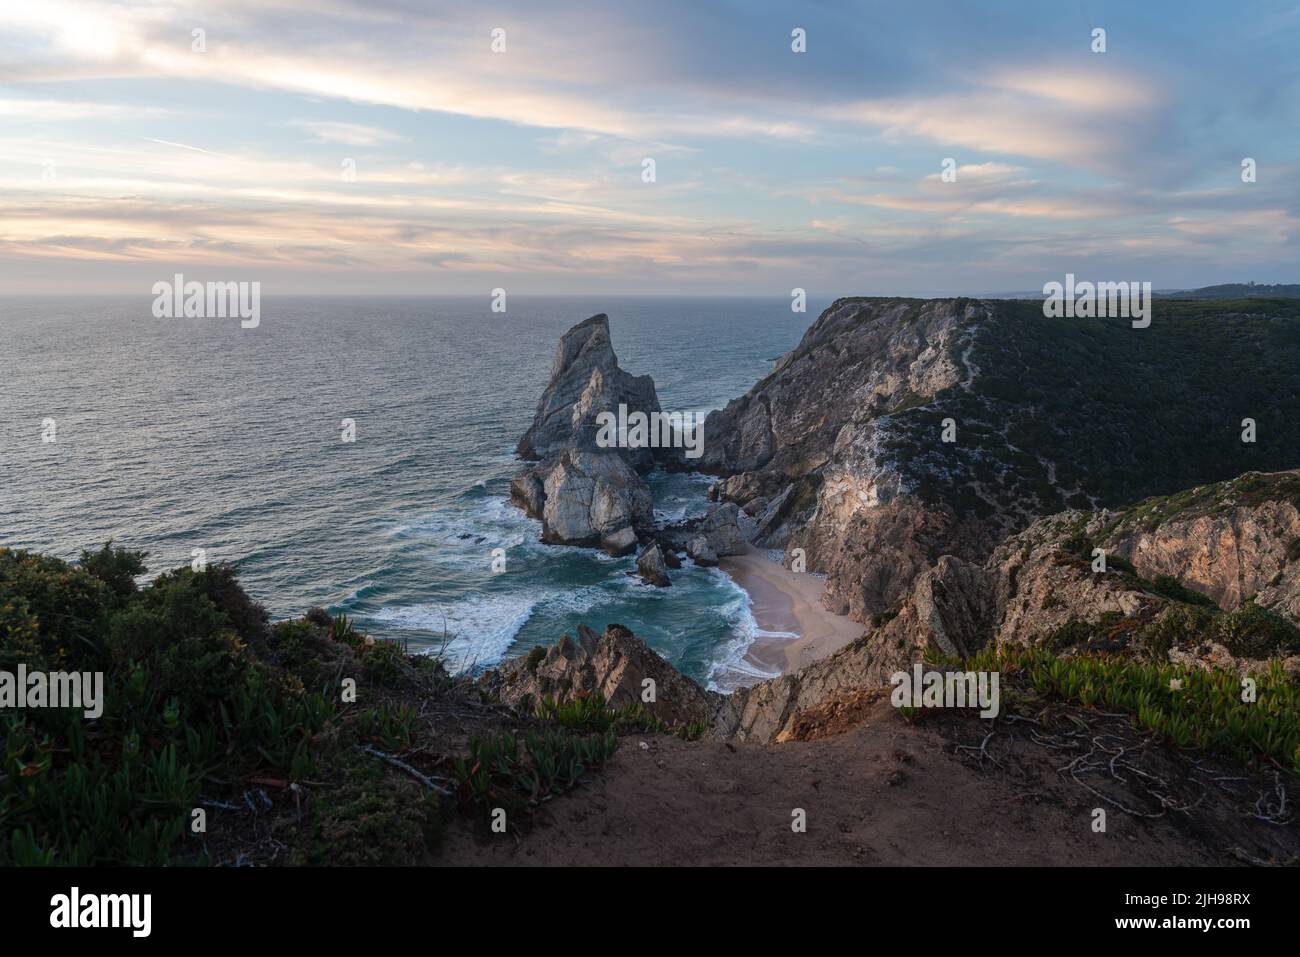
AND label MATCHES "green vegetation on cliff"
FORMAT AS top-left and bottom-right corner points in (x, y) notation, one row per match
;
(885, 298), (1300, 522)
(958, 646), (1300, 774)
(0, 544), (626, 865)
